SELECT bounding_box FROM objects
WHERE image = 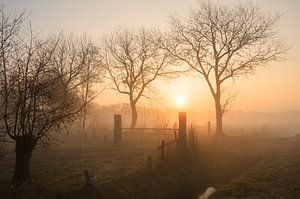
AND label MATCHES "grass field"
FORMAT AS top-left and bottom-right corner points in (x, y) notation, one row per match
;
(0, 135), (299, 199)
(0, 143), (159, 198)
(210, 137), (300, 199)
